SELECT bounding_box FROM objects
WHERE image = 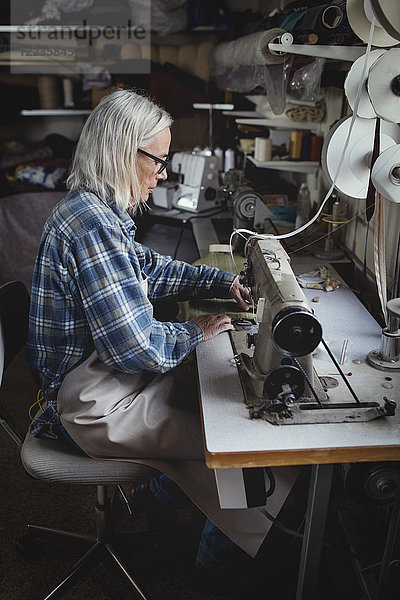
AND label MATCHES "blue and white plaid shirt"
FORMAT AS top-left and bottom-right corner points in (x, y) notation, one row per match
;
(26, 190), (237, 438)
